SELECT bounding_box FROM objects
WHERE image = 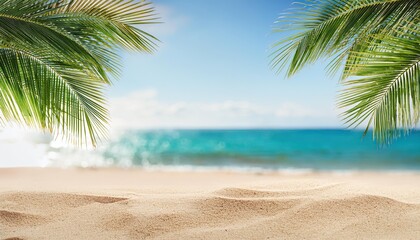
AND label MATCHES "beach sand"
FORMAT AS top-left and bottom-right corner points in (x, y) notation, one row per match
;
(0, 168), (419, 239)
